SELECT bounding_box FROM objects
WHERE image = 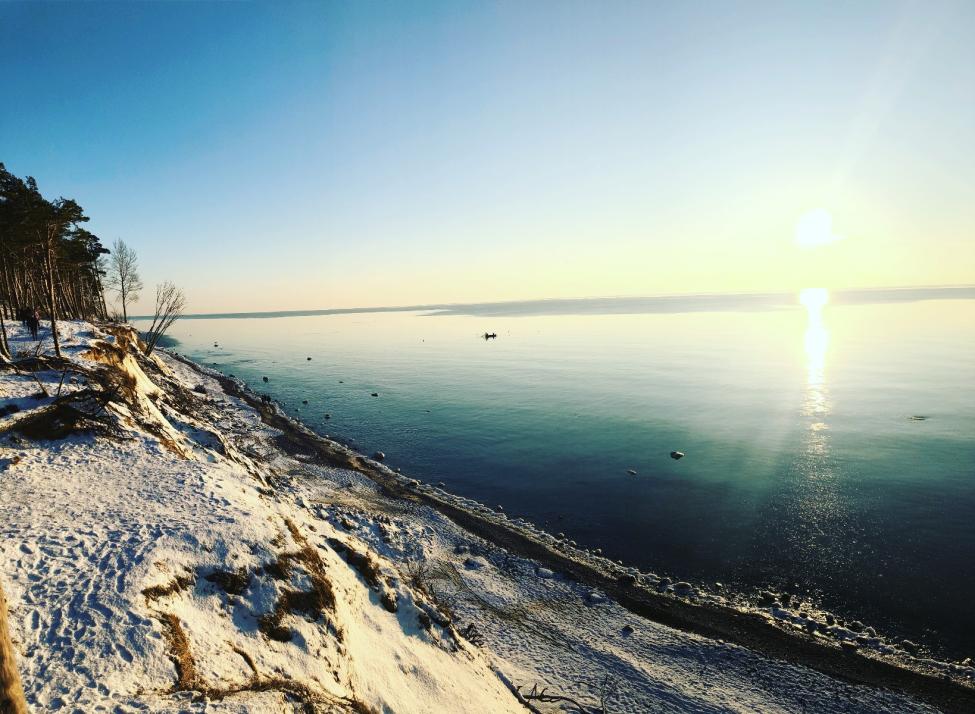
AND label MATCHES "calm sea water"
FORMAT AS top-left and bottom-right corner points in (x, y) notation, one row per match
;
(149, 289), (975, 658)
